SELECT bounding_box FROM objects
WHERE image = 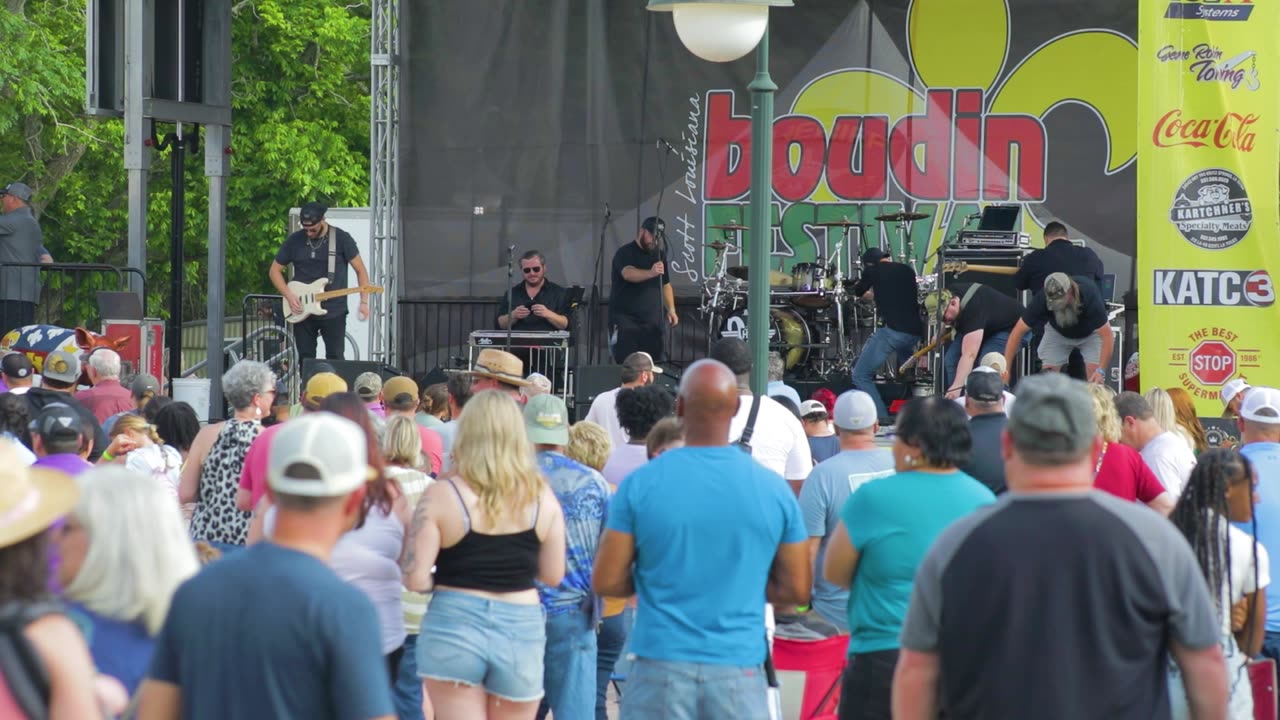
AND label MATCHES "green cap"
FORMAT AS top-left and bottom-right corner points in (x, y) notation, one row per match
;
(1007, 374), (1097, 464)
(523, 393), (570, 446)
